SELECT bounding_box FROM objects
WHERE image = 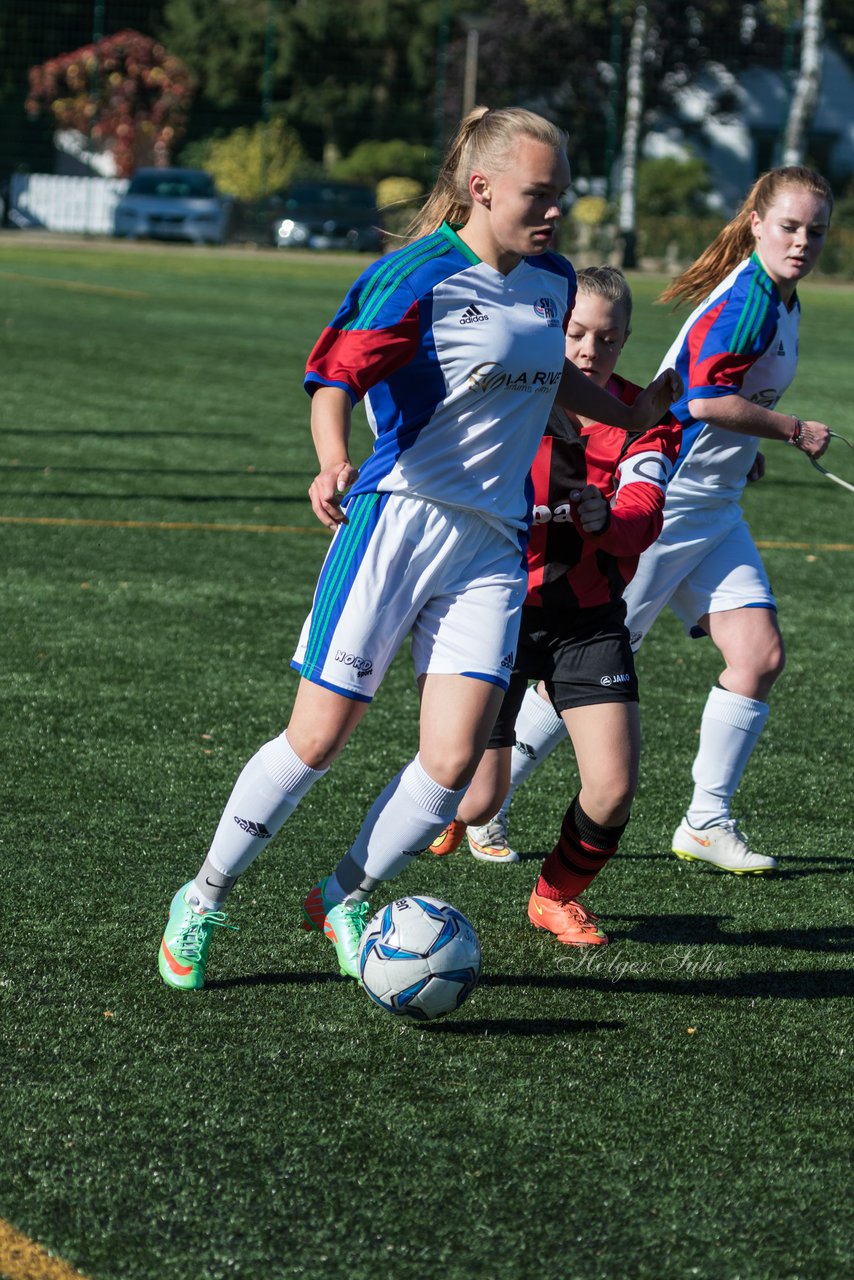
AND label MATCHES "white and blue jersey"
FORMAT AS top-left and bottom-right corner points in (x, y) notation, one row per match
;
(305, 221), (577, 545)
(295, 224), (577, 700)
(659, 253), (800, 507)
(623, 253), (800, 643)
